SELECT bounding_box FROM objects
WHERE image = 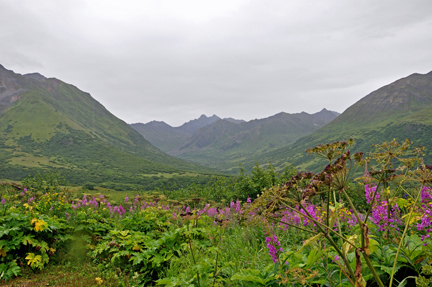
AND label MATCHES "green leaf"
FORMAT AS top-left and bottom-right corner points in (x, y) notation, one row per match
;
(299, 233), (323, 252)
